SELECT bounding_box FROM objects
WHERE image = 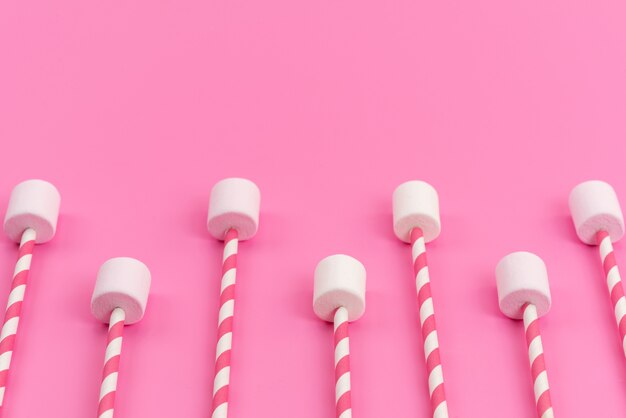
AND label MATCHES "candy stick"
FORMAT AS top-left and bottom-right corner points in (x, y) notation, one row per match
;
(0, 229), (35, 406)
(334, 306), (352, 418)
(97, 308), (125, 418)
(211, 229), (238, 417)
(410, 227), (447, 416)
(522, 303), (553, 418)
(596, 231), (626, 355)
